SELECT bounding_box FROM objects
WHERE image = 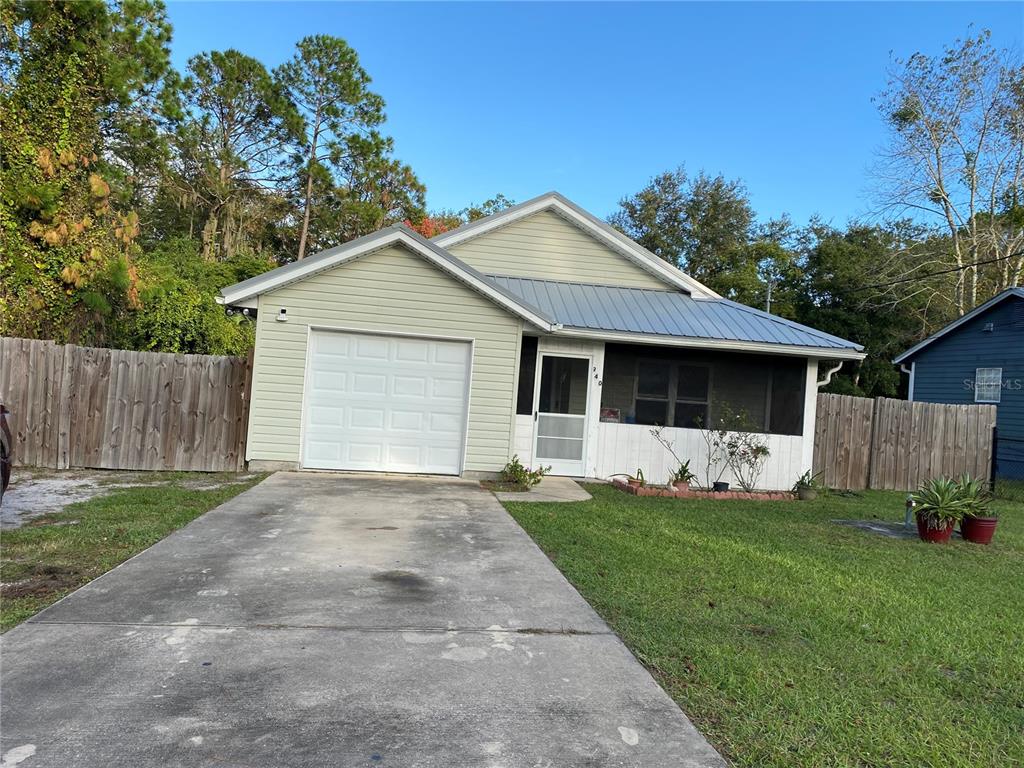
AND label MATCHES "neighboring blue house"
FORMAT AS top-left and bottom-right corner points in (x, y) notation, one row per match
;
(894, 288), (1024, 480)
